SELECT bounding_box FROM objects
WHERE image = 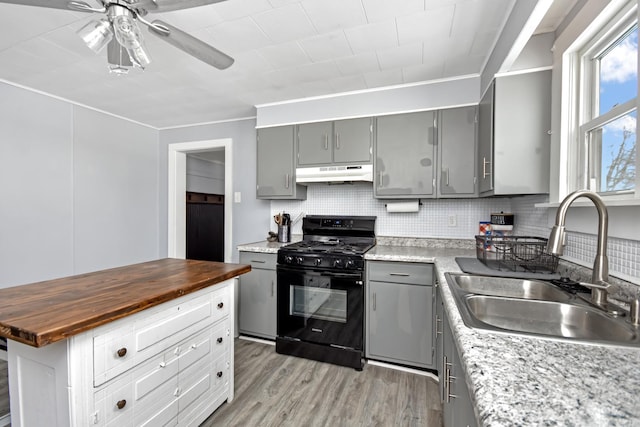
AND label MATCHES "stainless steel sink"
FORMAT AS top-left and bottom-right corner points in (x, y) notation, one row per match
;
(445, 273), (640, 347)
(449, 274), (571, 302)
(463, 295), (637, 343)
